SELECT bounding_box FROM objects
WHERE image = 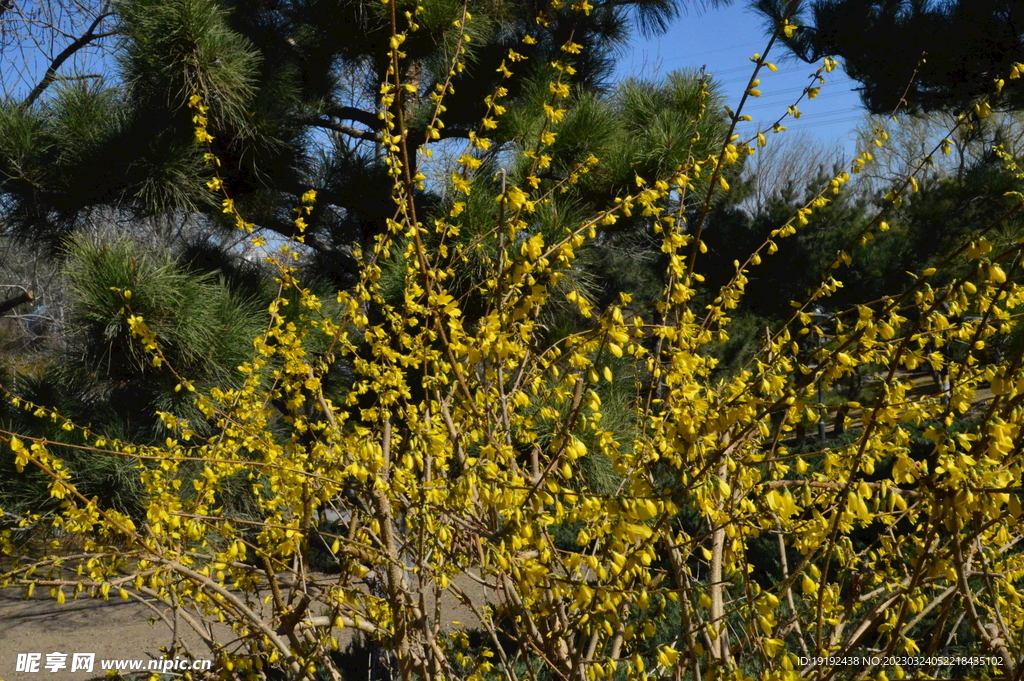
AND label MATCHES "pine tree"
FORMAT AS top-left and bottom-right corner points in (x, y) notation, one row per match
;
(1, 0), (725, 265)
(754, 0), (1024, 114)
